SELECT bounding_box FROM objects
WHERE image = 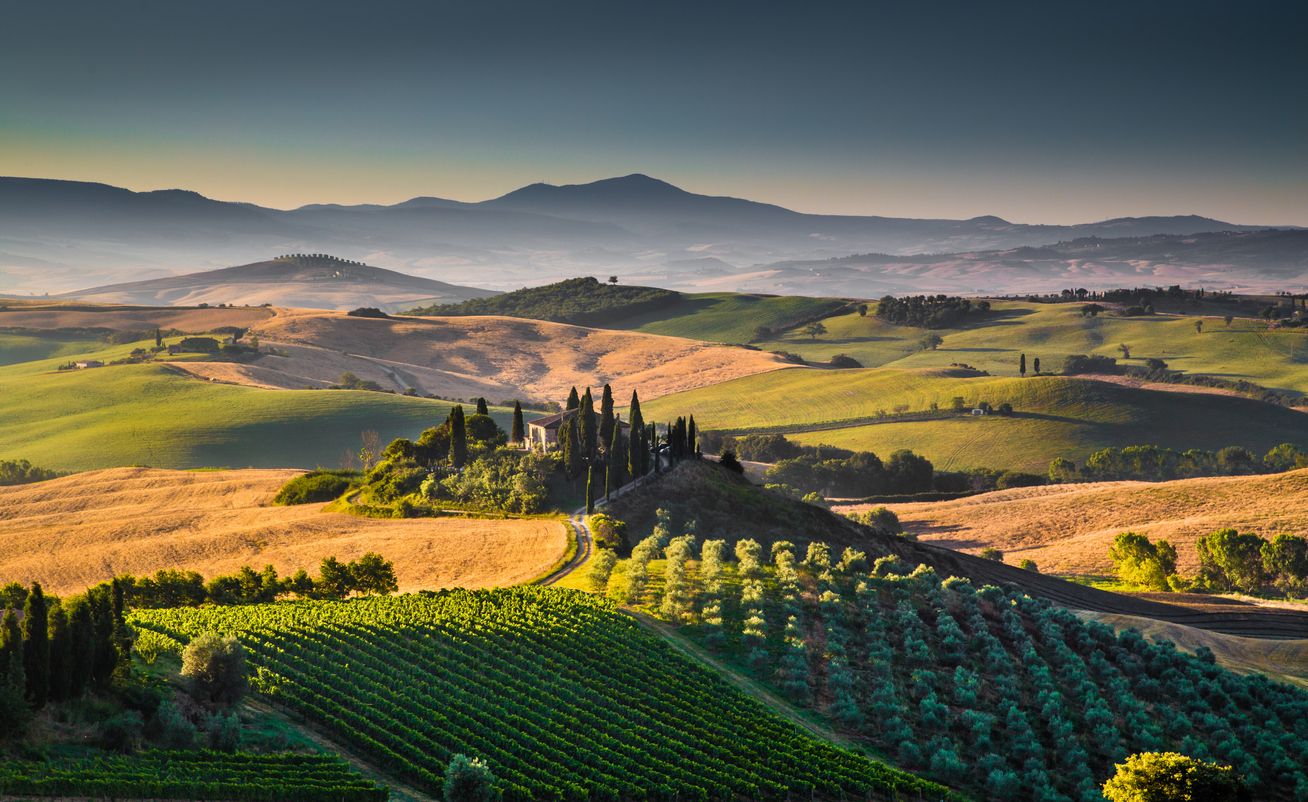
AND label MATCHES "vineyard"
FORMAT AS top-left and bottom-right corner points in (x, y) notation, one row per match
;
(131, 587), (957, 802)
(601, 536), (1308, 801)
(0, 750), (386, 801)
